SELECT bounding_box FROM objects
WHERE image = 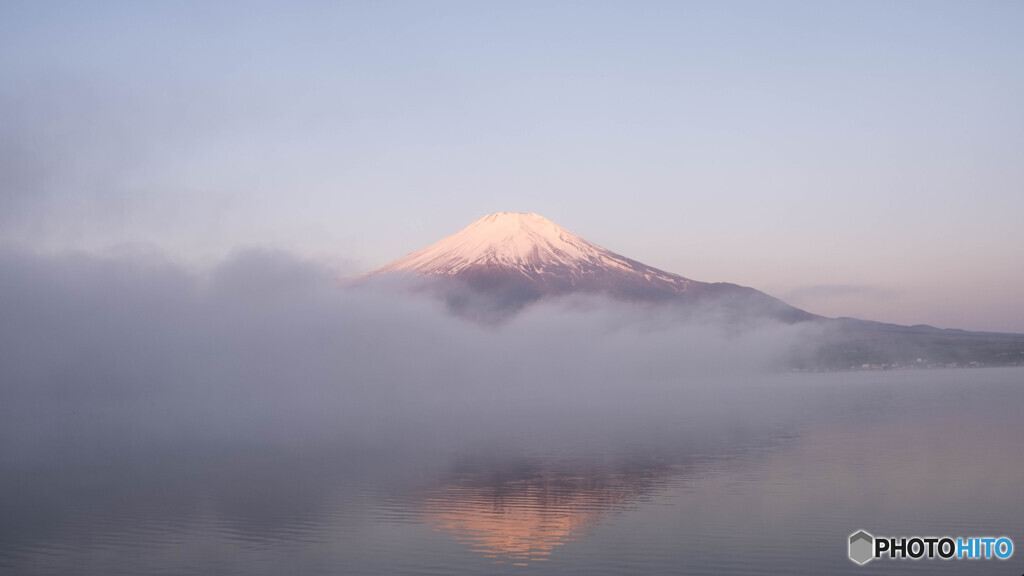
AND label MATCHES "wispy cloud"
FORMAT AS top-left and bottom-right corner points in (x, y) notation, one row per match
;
(784, 284), (900, 303)
(0, 246), (818, 466)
